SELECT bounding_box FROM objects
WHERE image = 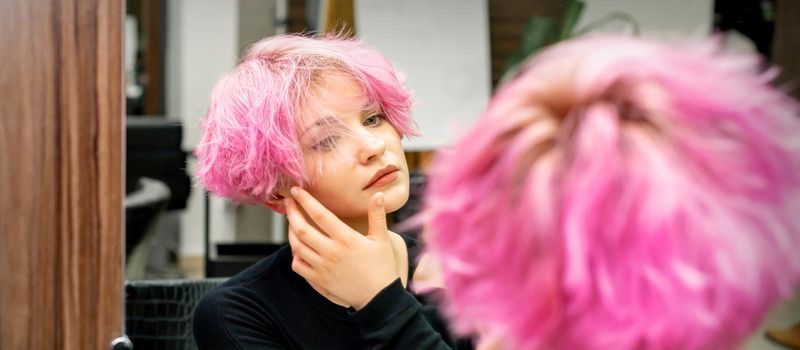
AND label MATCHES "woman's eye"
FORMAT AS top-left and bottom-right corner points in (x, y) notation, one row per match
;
(363, 114), (384, 127)
(310, 135), (341, 151)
